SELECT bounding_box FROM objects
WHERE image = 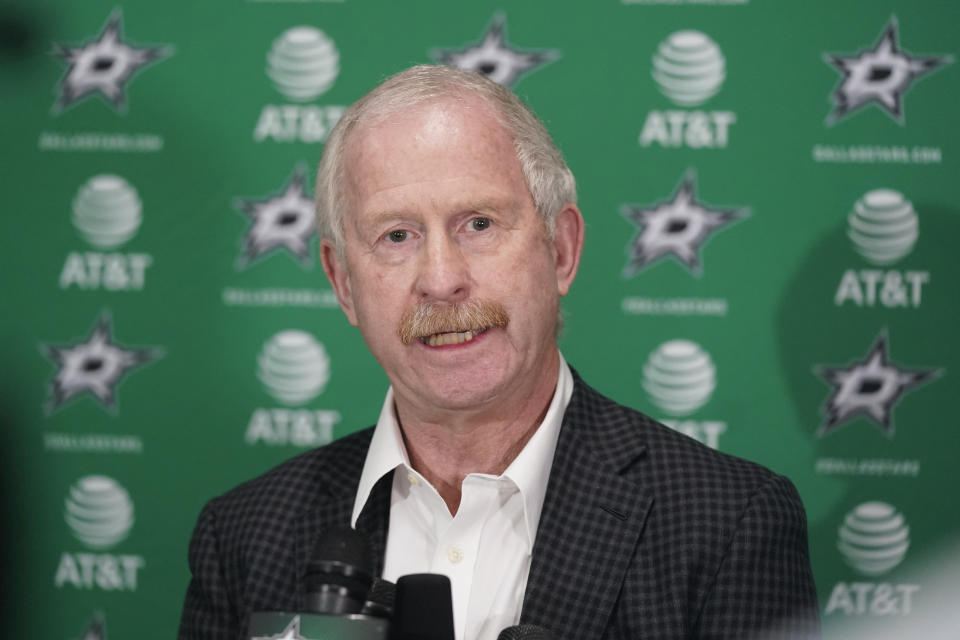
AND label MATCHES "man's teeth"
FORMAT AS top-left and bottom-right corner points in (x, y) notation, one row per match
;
(424, 330), (480, 347)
